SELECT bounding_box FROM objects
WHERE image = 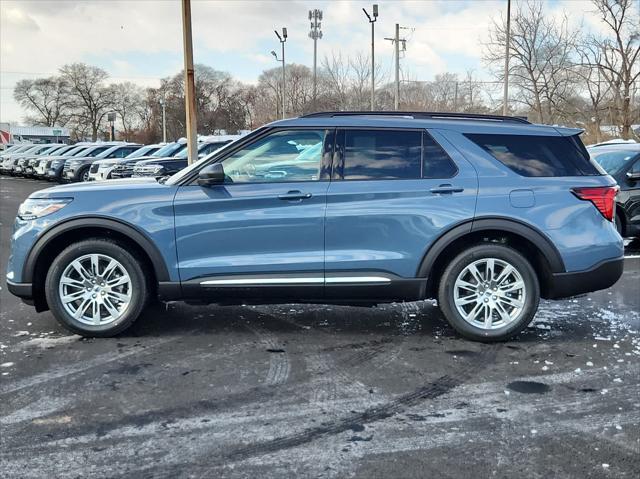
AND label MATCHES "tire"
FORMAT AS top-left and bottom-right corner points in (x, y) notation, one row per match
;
(78, 167), (90, 182)
(45, 238), (150, 337)
(437, 243), (540, 342)
(615, 214), (624, 238)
